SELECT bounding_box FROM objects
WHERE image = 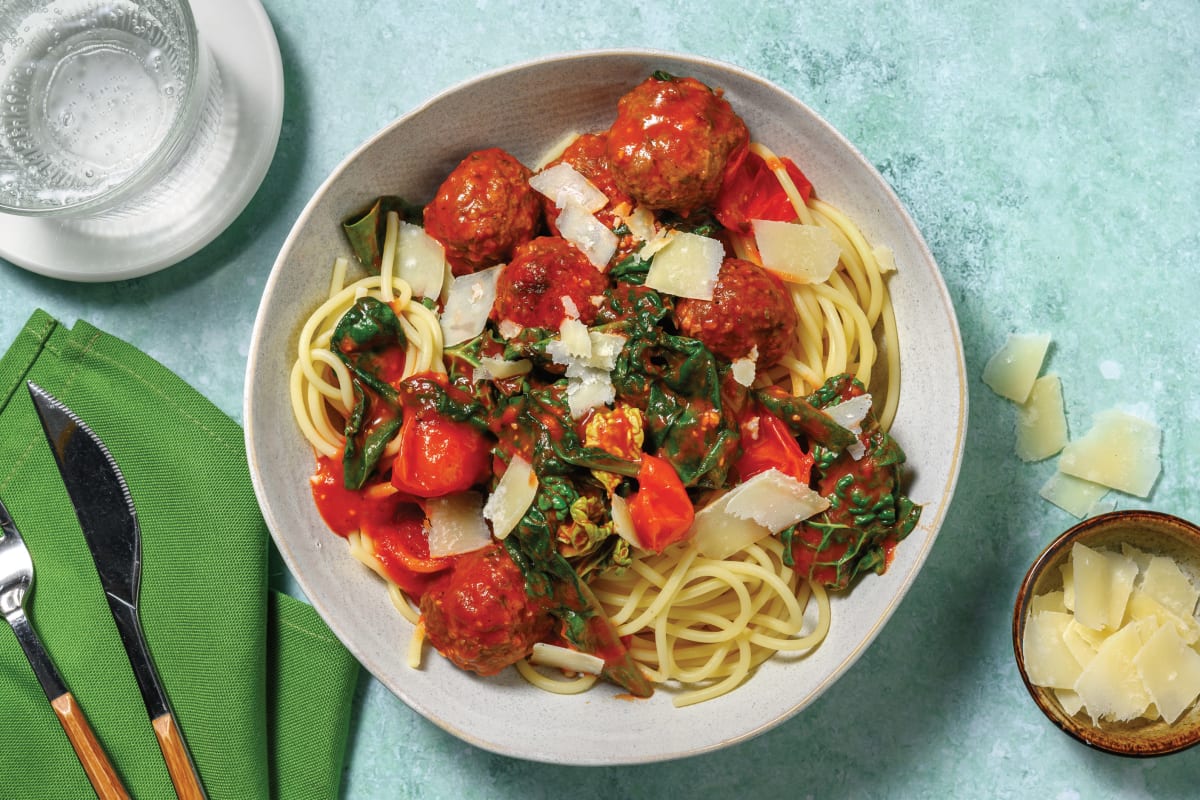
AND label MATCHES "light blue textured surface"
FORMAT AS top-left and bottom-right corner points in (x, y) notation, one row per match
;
(2, 1), (1198, 796)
